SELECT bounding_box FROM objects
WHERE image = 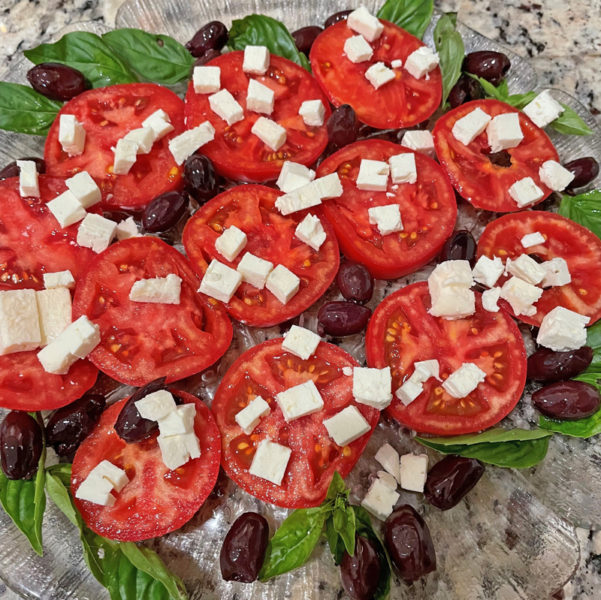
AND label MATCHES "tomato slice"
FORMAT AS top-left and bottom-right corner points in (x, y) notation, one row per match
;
(182, 185), (339, 327)
(72, 237), (232, 386)
(45, 83), (184, 211)
(433, 99), (559, 212)
(309, 20), (442, 129)
(476, 211), (601, 326)
(184, 51), (330, 182)
(72, 391), (220, 541)
(213, 338), (379, 508)
(316, 139), (456, 279)
(366, 282), (527, 435)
